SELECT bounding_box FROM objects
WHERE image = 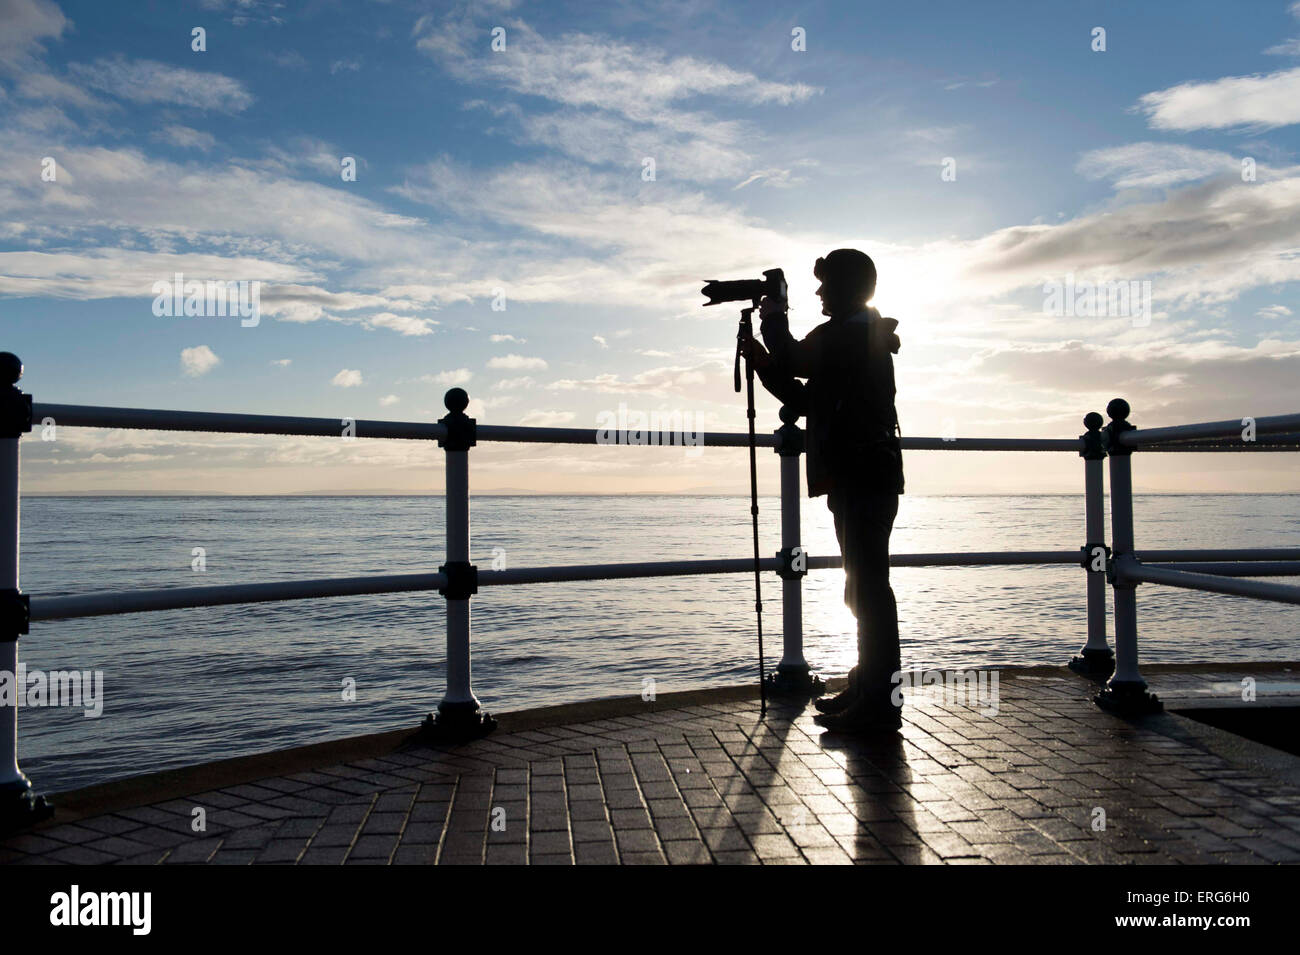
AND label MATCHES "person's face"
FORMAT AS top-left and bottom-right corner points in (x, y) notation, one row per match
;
(816, 275), (855, 316)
